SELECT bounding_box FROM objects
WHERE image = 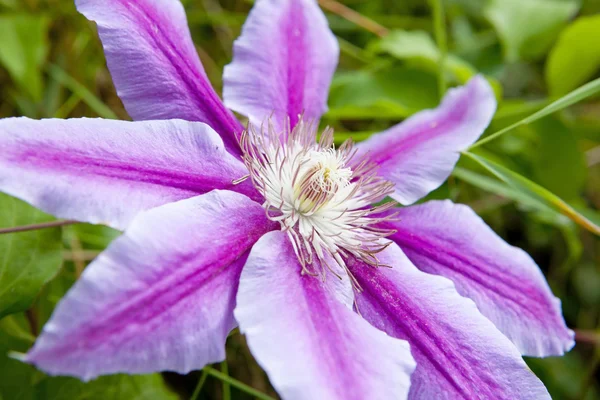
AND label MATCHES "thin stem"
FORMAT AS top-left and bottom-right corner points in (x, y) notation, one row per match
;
(430, 0), (447, 99)
(62, 250), (101, 262)
(575, 329), (600, 345)
(0, 219), (78, 235)
(319, 0), (389, 37)
(204, 367), (275, 400)
(221, 361), (231, 400)
(190, 370), (208, 400)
